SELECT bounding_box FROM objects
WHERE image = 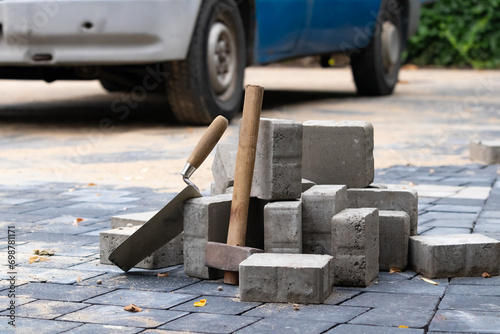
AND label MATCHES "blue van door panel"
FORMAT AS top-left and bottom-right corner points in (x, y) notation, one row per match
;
(254, 0), (308, 63)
